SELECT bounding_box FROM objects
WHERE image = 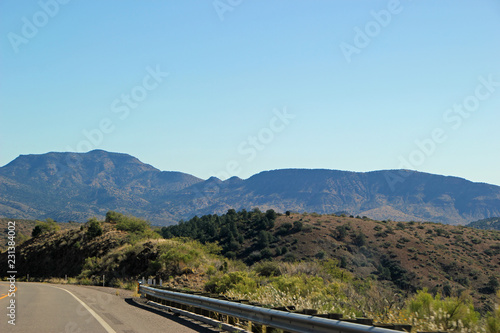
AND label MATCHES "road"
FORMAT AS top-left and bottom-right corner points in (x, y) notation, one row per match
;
(0, 282), (217, 333)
